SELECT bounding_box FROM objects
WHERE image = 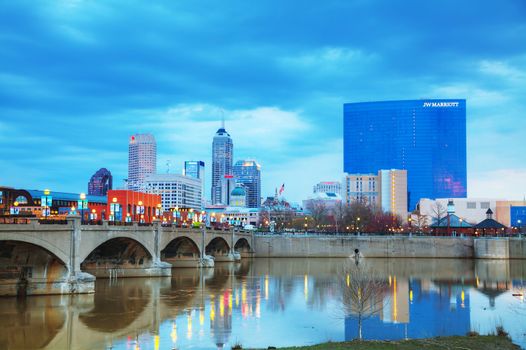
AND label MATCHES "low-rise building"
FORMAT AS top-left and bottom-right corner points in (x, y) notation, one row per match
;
(144, 173), (202, 211)
(313, 181), (341, 195)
